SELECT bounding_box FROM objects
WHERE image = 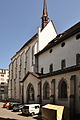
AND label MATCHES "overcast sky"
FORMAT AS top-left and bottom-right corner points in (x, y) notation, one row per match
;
(0, 0), (80, 69)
